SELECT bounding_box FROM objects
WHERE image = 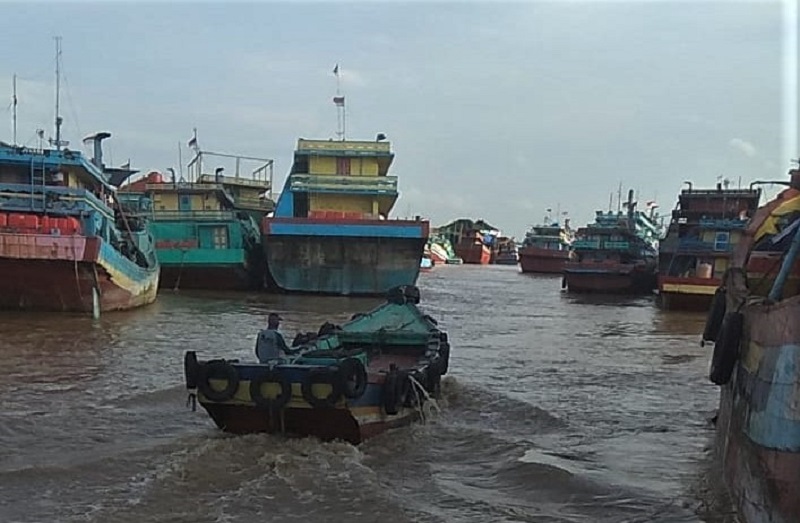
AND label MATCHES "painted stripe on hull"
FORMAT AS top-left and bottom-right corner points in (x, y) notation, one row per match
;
(263, 218), (429, 239)
(657, 276), (720, 310)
